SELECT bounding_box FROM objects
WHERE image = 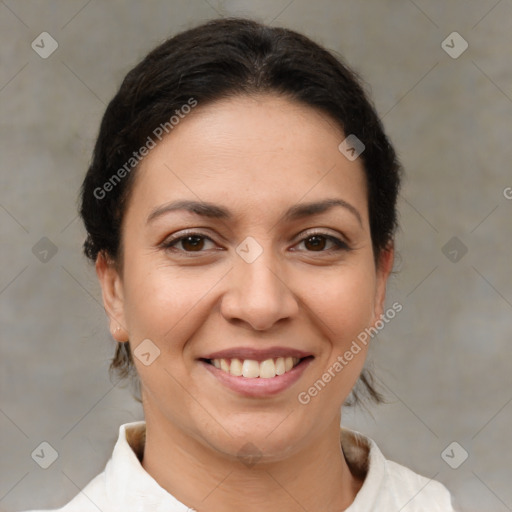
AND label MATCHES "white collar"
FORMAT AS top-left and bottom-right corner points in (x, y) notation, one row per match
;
(101, 421), (383, 511)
